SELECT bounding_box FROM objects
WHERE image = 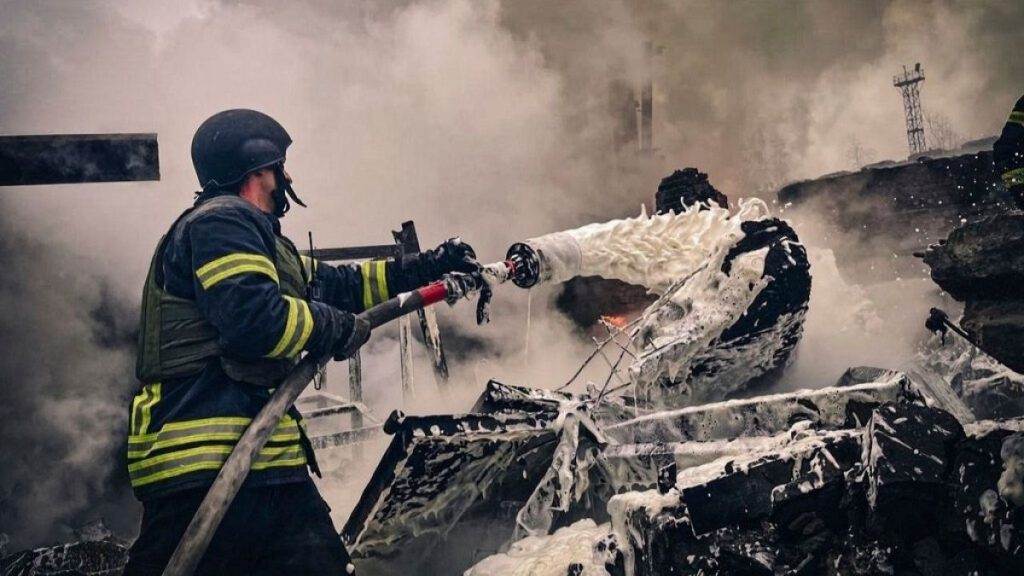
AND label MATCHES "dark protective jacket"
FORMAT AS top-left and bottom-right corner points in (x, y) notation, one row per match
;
(128, 193), (414, 500)
(993, 94), (1024, 196)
